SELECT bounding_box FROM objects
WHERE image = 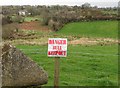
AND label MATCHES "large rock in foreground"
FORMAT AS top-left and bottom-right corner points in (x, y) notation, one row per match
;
(1, 44), (48, 87)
